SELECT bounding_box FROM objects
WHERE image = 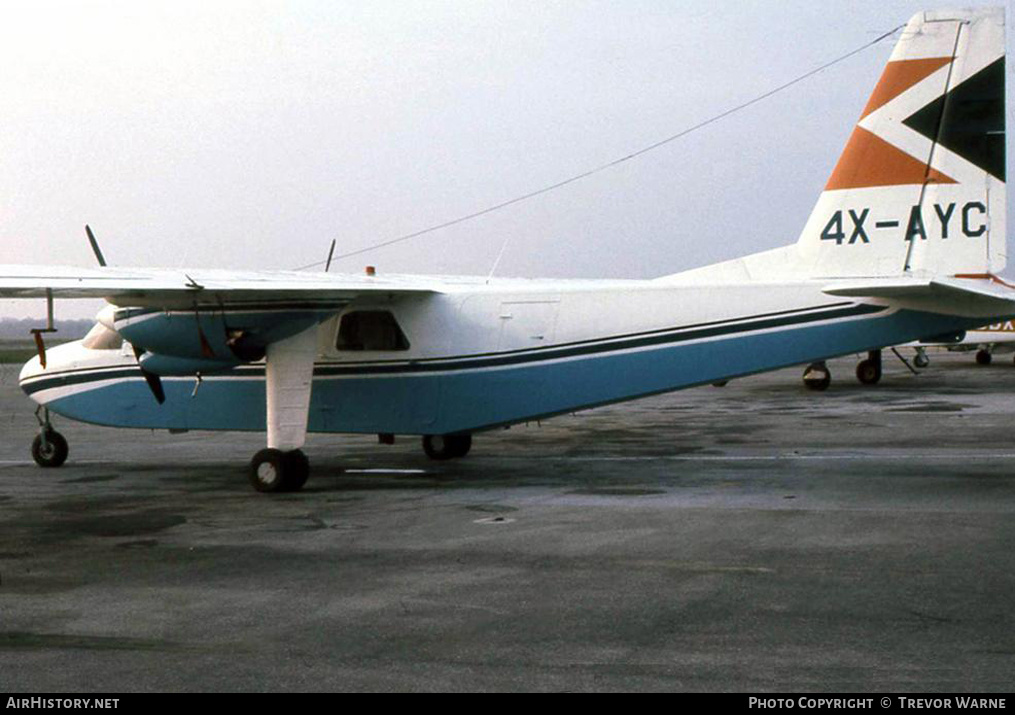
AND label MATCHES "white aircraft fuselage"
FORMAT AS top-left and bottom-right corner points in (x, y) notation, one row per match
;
(18, 276), (996, 436)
